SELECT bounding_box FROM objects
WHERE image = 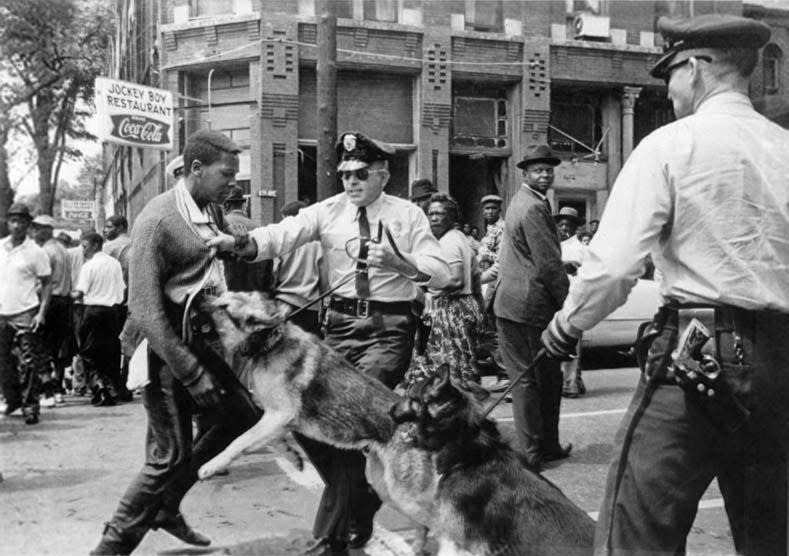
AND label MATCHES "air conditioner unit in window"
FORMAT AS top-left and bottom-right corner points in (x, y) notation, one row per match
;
(574, 13), (610, 40)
